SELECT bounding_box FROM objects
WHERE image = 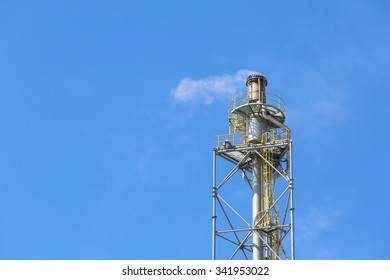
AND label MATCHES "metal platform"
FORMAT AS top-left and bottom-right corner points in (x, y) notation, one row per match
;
(229, 92), (287, 125)
(215, 136), (290, 175)
(232, 103), (286, 124)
